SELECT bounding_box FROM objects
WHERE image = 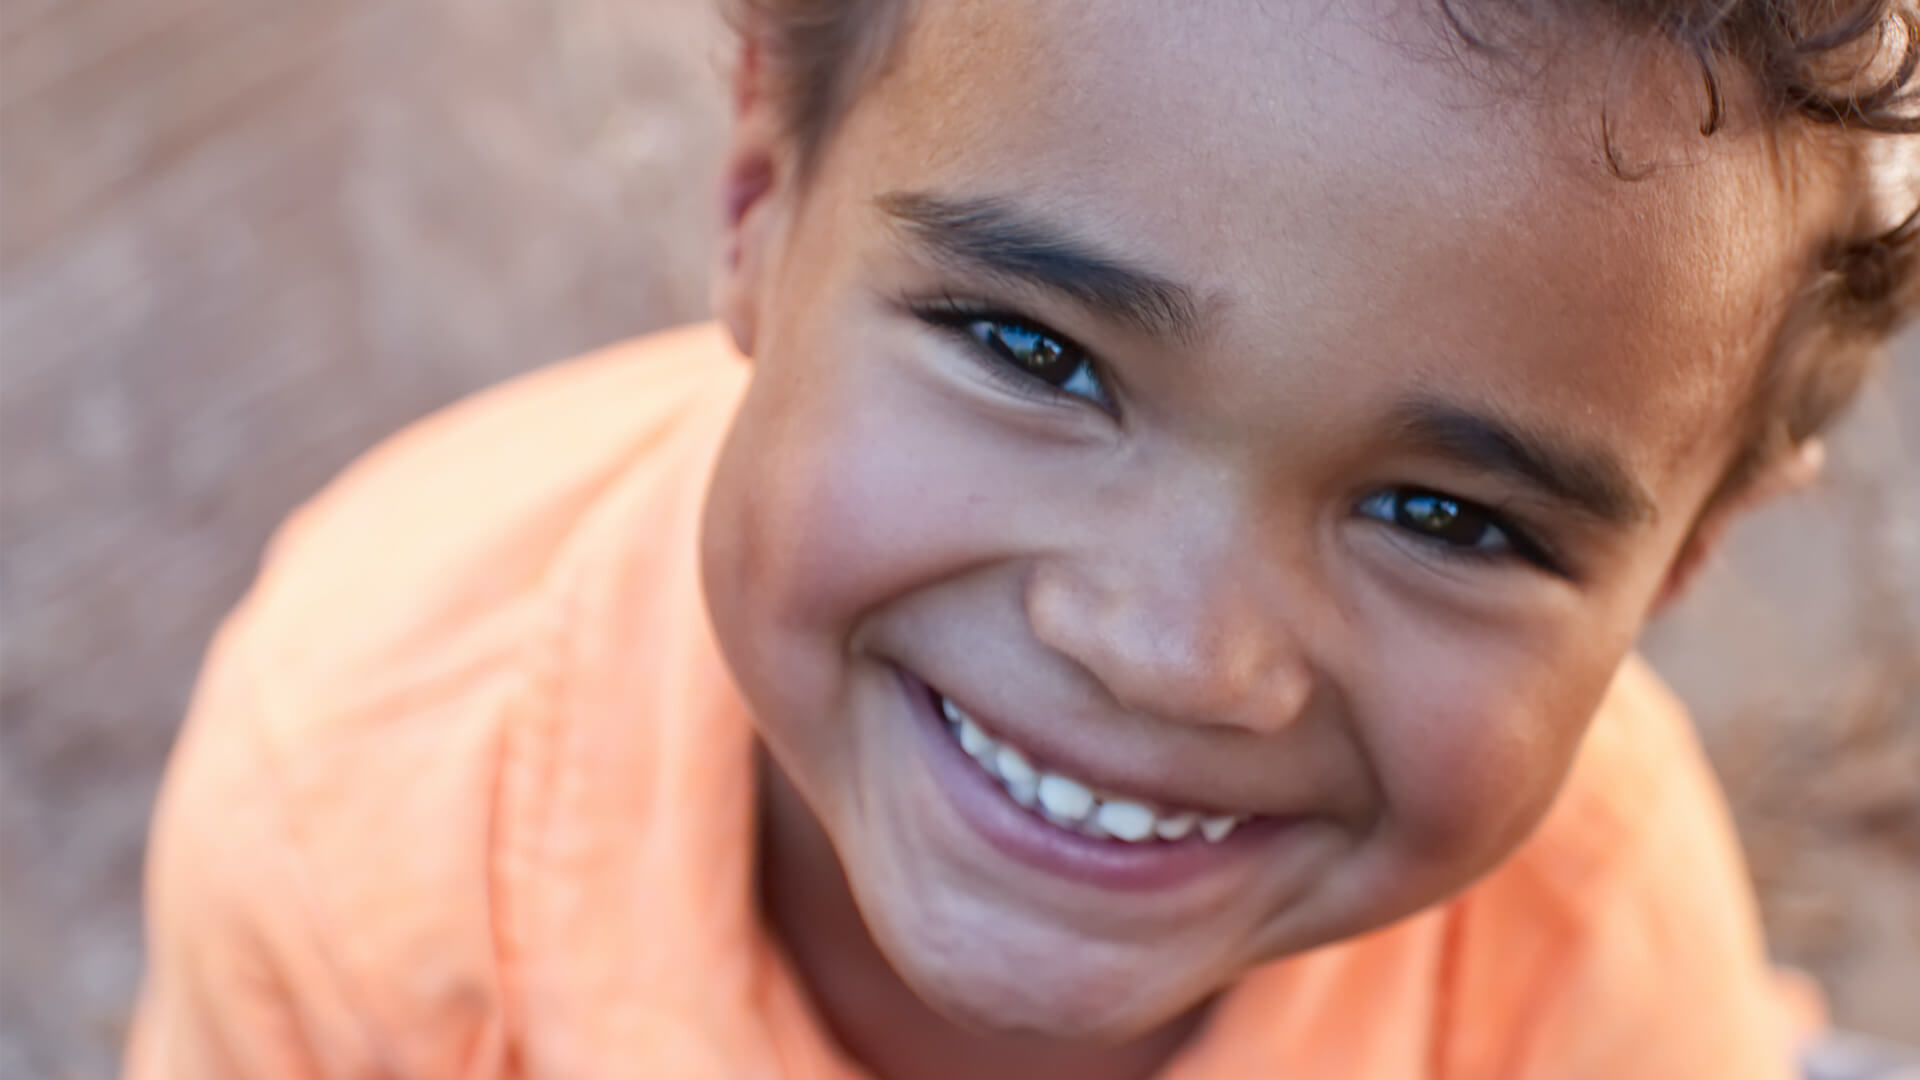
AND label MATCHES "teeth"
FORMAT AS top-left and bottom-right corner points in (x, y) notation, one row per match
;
(1094, 799), (1157, 842)
(995, 745), (1039, 806)
(1199, 815), (1239, 843)
(1154, 811), (1200, 841)
(1036, 774), (1096, 824)
(957, 716), (994, 762)
(939, 694), (1246, 844)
